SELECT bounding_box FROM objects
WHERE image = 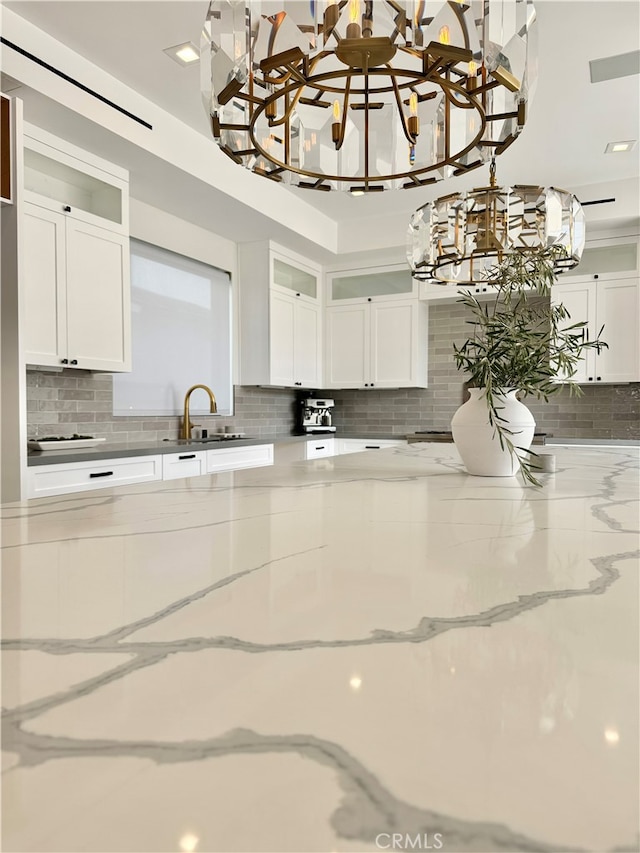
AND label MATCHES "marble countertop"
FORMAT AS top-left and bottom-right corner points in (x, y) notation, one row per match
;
(2, 444), (639, 852)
